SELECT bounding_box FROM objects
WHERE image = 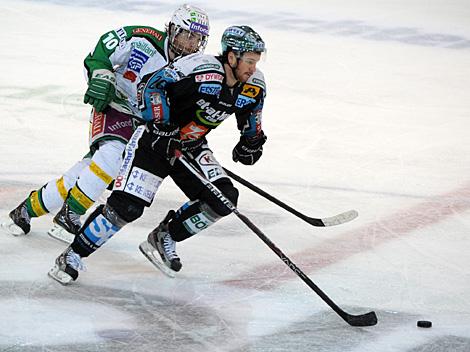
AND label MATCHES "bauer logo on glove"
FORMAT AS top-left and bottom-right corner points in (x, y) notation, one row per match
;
(232, 132), (267, 165)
